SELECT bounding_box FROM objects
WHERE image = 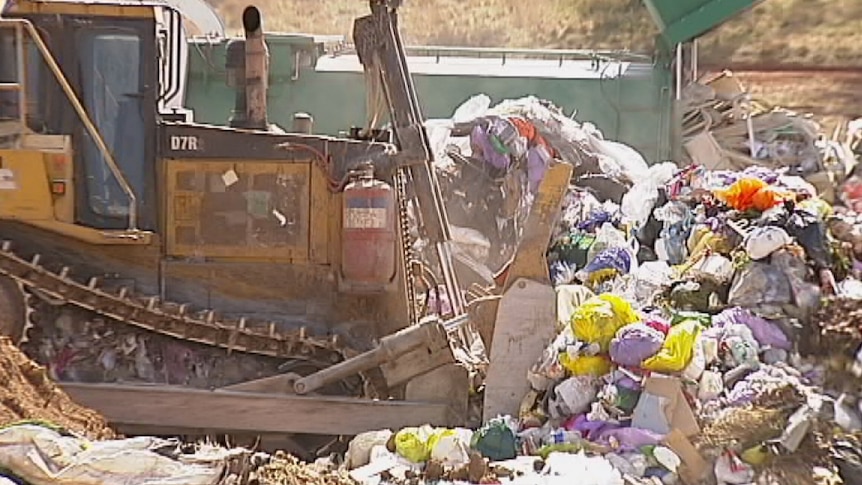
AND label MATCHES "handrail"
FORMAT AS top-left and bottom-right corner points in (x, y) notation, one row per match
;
(400, 45), (650, 63)
(0, 18), (138, 230)
(14, 23), (26, 135)
(186, 33), (654, 65)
